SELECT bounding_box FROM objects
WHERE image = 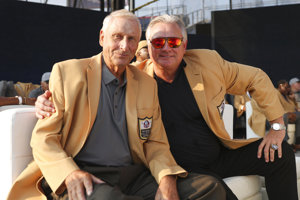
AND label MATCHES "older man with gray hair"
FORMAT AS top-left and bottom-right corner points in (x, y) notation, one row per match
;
(136, 14), (297, 200)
